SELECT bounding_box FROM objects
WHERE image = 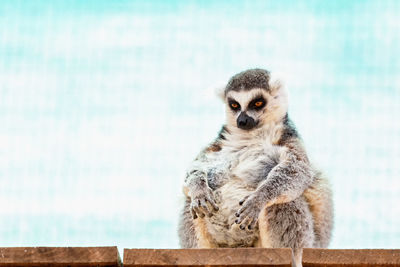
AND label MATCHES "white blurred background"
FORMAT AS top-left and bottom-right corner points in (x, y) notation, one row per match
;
(0, 0), (399, 252)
